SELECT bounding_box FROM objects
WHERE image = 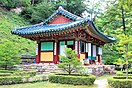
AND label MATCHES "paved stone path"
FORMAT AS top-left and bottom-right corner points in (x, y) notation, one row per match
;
(94, 78), (108, 88)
